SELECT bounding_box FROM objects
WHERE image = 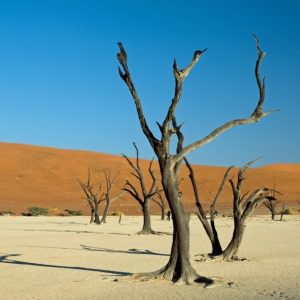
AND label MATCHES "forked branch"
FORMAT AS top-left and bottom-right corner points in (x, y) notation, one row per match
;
(173, 36), (278, 164)
(117, 43), (159, 148)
